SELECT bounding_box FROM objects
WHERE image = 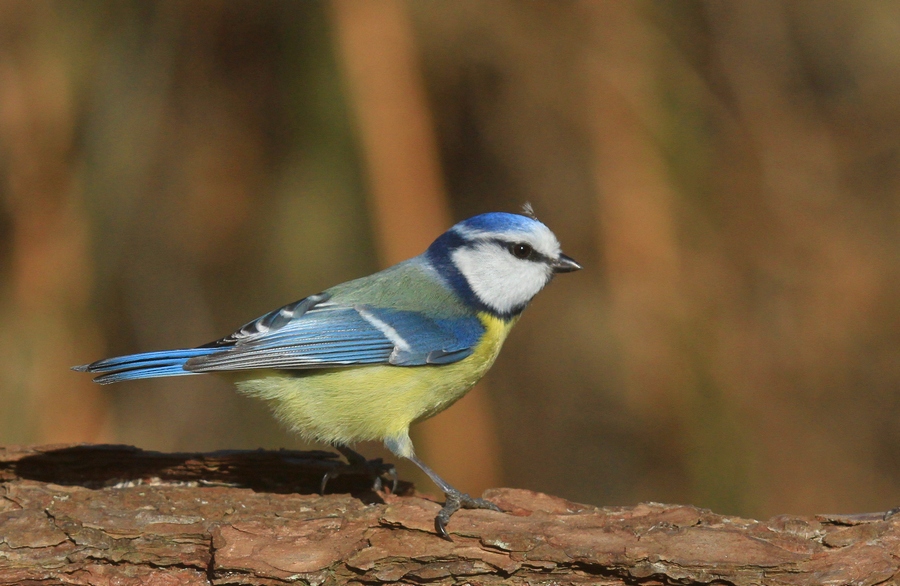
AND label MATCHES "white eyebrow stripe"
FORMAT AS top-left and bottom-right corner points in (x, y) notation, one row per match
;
(451, 224), (561, 258)
(355, 307), (411, 351)
(452, 225), (517, 241)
